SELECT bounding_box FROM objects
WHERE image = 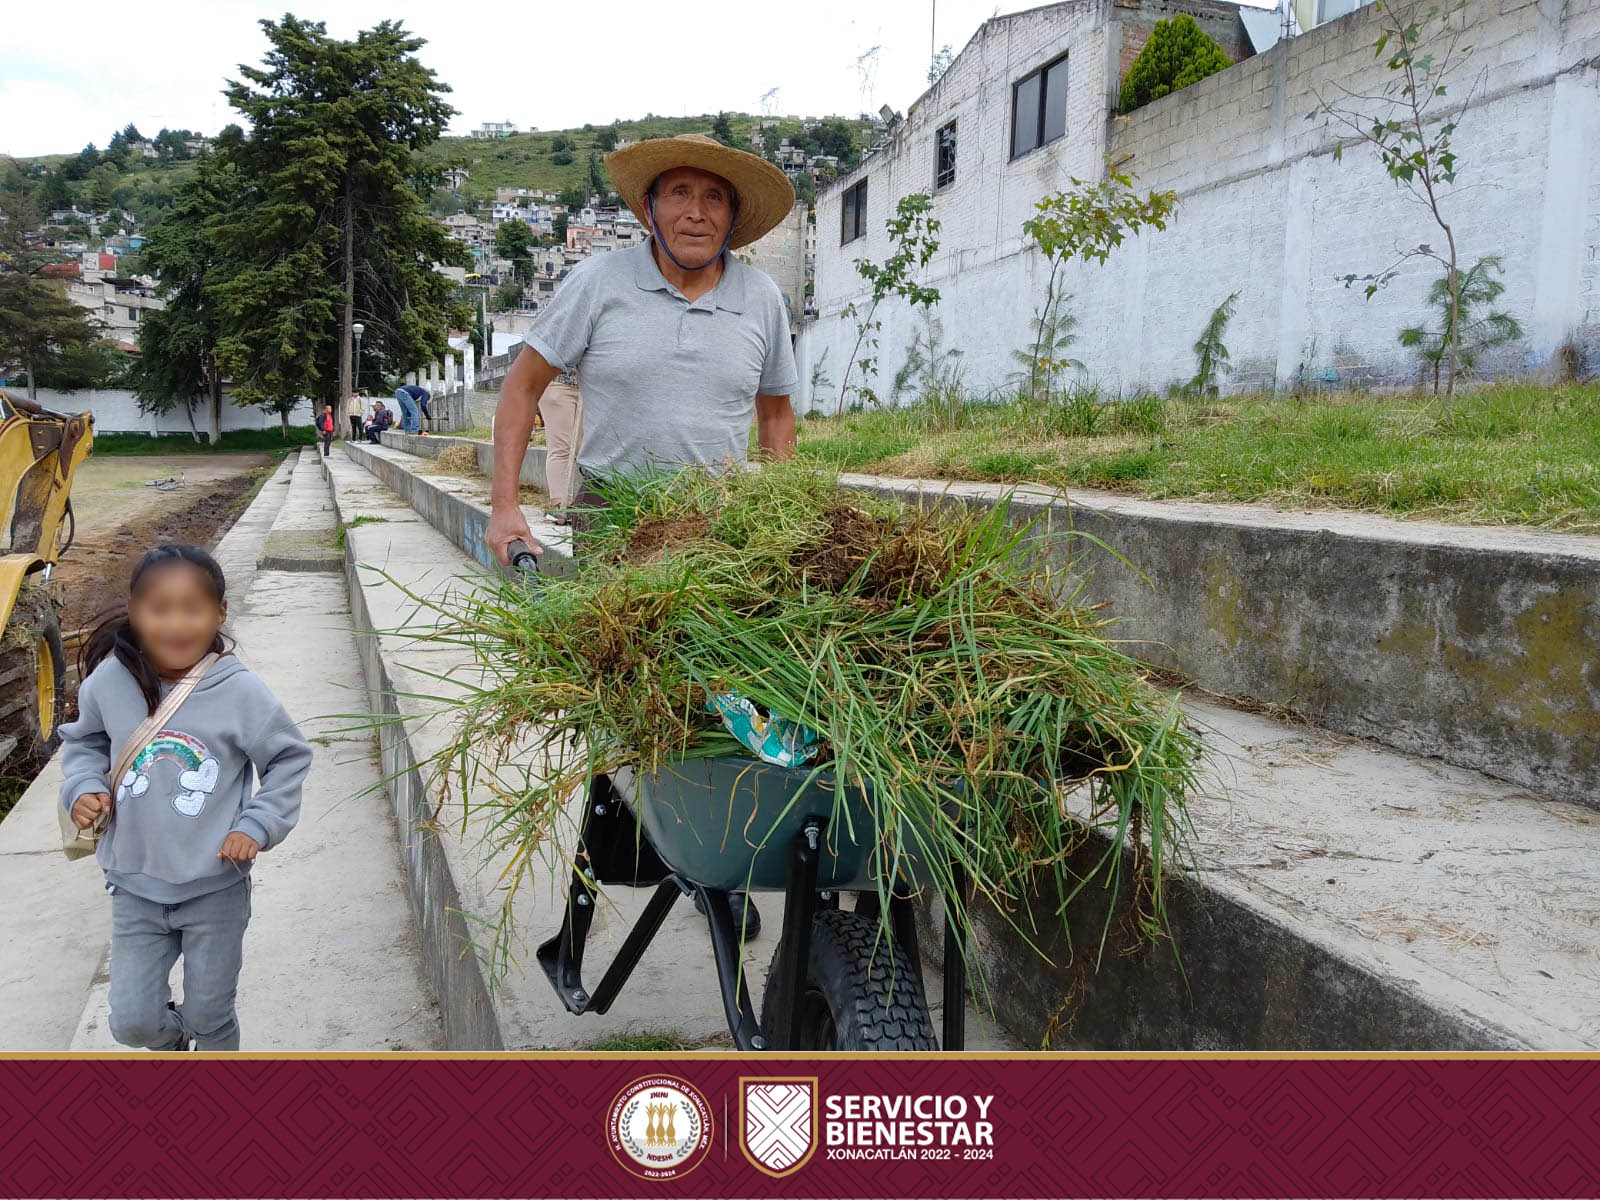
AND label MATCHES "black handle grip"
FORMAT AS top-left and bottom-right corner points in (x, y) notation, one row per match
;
(508, 539), (539, 573)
